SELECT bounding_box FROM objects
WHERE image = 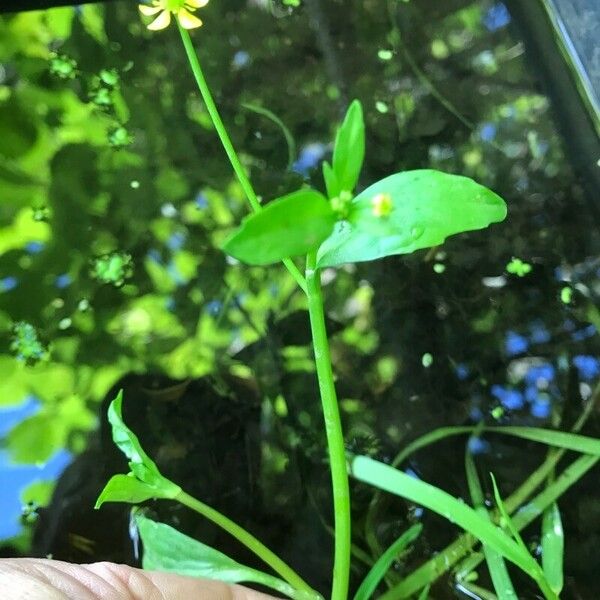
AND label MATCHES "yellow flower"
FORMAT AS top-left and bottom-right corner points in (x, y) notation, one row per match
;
(139, 0), (209, 31)
(370, 192), (393, 218)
